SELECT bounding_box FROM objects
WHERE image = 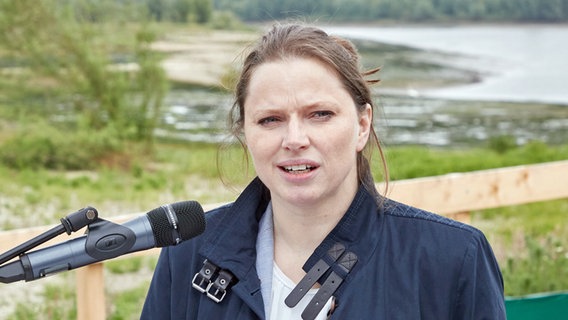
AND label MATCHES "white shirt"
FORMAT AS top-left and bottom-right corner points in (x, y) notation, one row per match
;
(269, 263), (332, 320)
